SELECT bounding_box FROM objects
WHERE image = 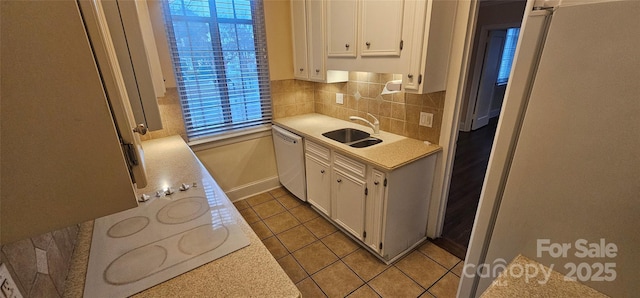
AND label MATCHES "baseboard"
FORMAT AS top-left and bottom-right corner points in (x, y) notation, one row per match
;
(489, 108), (501, 118)
(225, 176), (281, 202)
